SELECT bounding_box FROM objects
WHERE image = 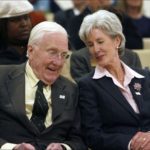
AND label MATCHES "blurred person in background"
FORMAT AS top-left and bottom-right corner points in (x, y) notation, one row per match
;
(54, 0), (86, 33)
(68, 0), (112, 50)
(78, 10), (150, 150)
(122, 0), (150, 39)
(29, 10), (47, 27)
(117, 0), (150, 49)
(0, 1), (33, 64)
(29, 0), (61, 13)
